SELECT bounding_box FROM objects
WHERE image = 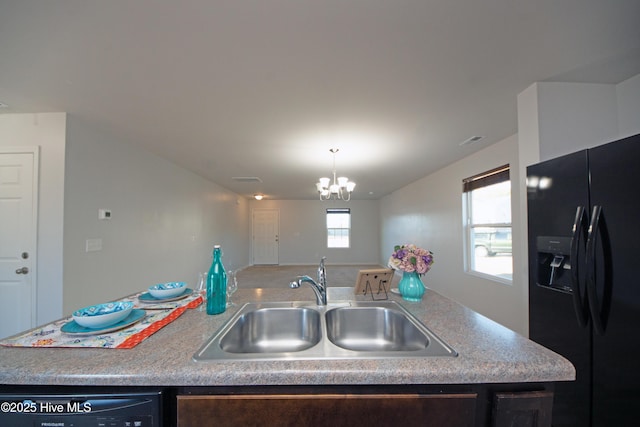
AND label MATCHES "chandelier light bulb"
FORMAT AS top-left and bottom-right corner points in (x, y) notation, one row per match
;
(316, 148), (355, 201)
